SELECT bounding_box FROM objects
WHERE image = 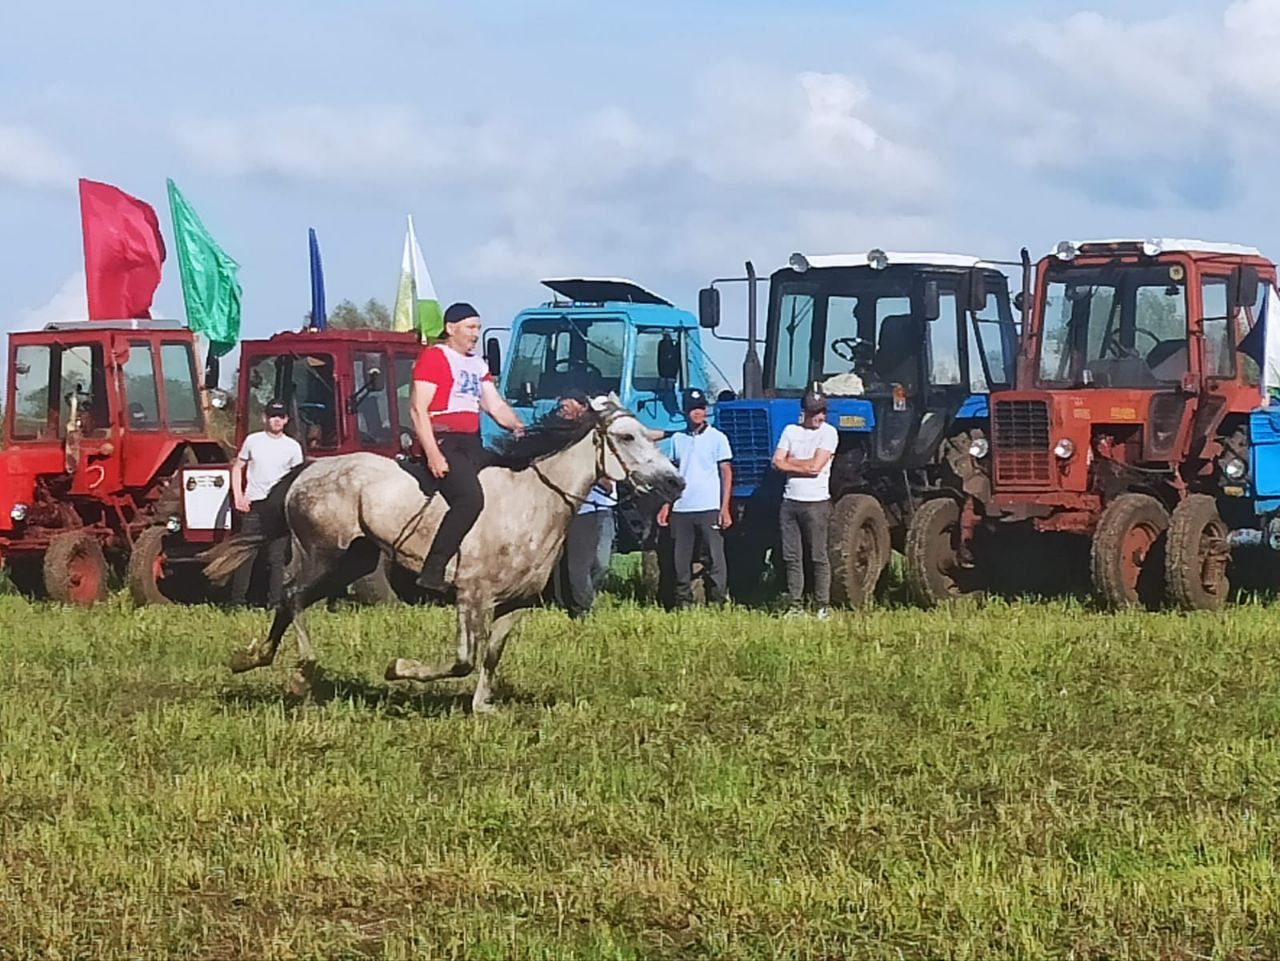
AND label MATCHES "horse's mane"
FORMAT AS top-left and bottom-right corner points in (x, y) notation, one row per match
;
(485, 409), (597, 471)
